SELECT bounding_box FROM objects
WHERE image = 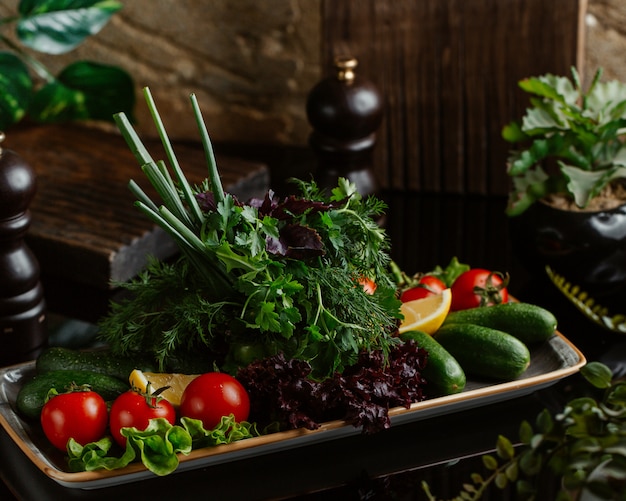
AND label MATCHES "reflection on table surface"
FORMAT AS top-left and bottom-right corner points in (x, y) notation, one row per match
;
(1, 191), (624, 500)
